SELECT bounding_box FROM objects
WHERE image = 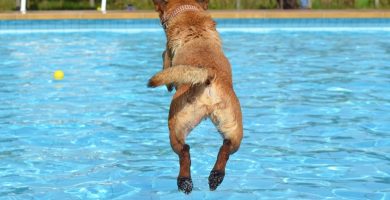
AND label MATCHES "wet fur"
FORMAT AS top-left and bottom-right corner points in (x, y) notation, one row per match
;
(149, 0), (243, 194)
